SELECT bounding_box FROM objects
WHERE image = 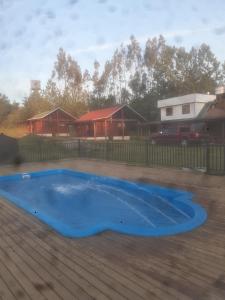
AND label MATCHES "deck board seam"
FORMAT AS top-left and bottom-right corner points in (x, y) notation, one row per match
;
(0, 199), (155, 299)
(0, 206), (127, 300)
(1, 200), (165, 300)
